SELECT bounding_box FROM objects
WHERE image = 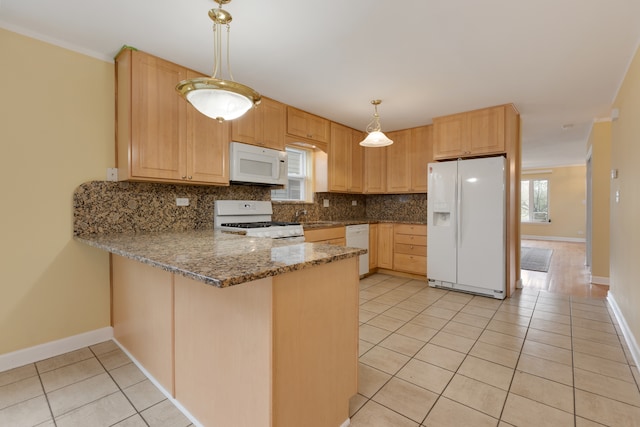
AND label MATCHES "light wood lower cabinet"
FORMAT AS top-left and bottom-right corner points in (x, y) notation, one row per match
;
(111, 255), (174, 393)
(369, 224), (378, 270)
(304, 226), (345, 245)
(377, 223), (394, 269)
(112, 254), (358, 427)
(393, 224), (427, 276)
